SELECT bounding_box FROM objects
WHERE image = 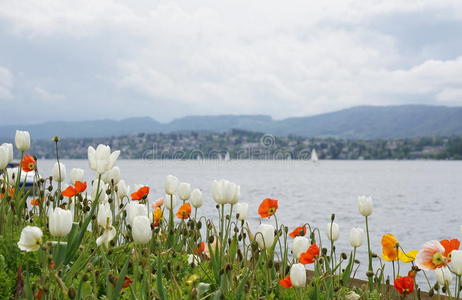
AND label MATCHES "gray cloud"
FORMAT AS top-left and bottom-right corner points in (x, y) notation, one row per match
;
(0, 0), (461, 125)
